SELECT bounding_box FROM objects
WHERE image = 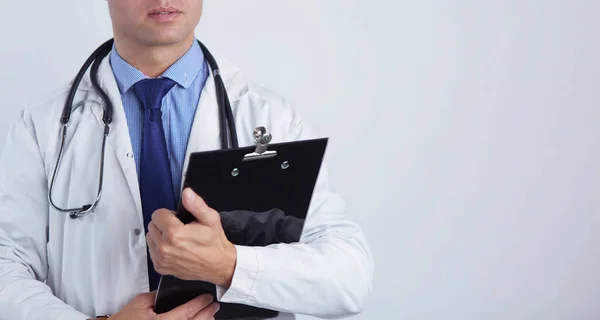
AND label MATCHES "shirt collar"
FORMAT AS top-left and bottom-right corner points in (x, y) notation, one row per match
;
(109, 40), (206, 94)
